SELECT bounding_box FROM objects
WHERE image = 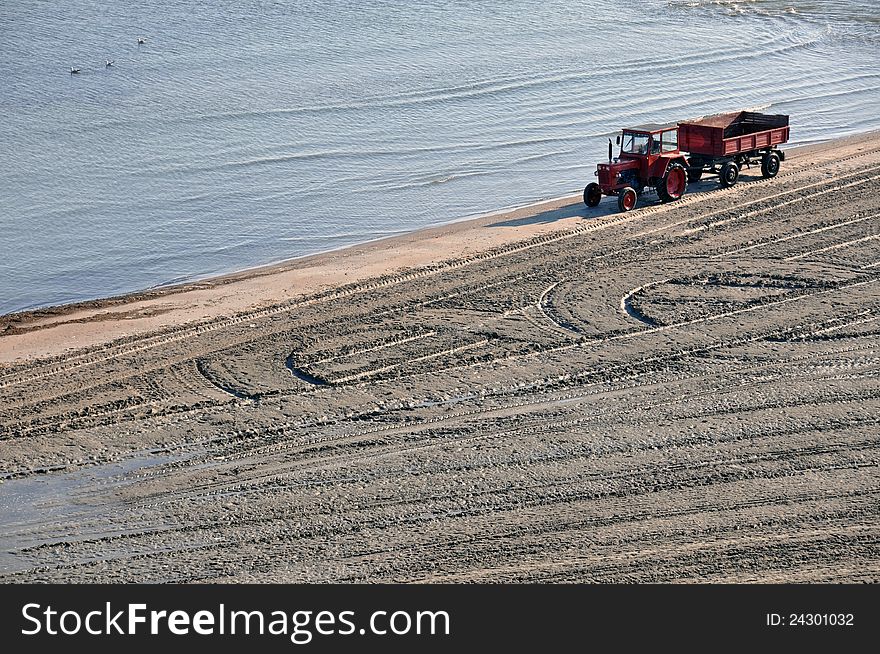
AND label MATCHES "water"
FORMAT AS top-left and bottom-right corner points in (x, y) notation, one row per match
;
(1, 0), (878, 315)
